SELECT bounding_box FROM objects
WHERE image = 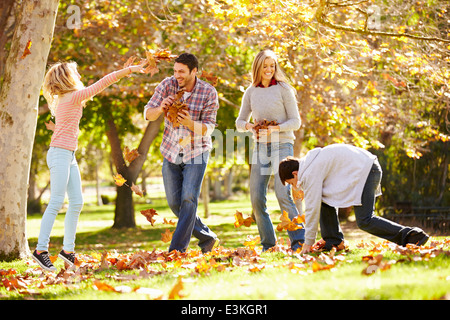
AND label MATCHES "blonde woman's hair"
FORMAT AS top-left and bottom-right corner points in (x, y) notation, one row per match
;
(42, 61), (84, 116)
(251, 49), (292, 88)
